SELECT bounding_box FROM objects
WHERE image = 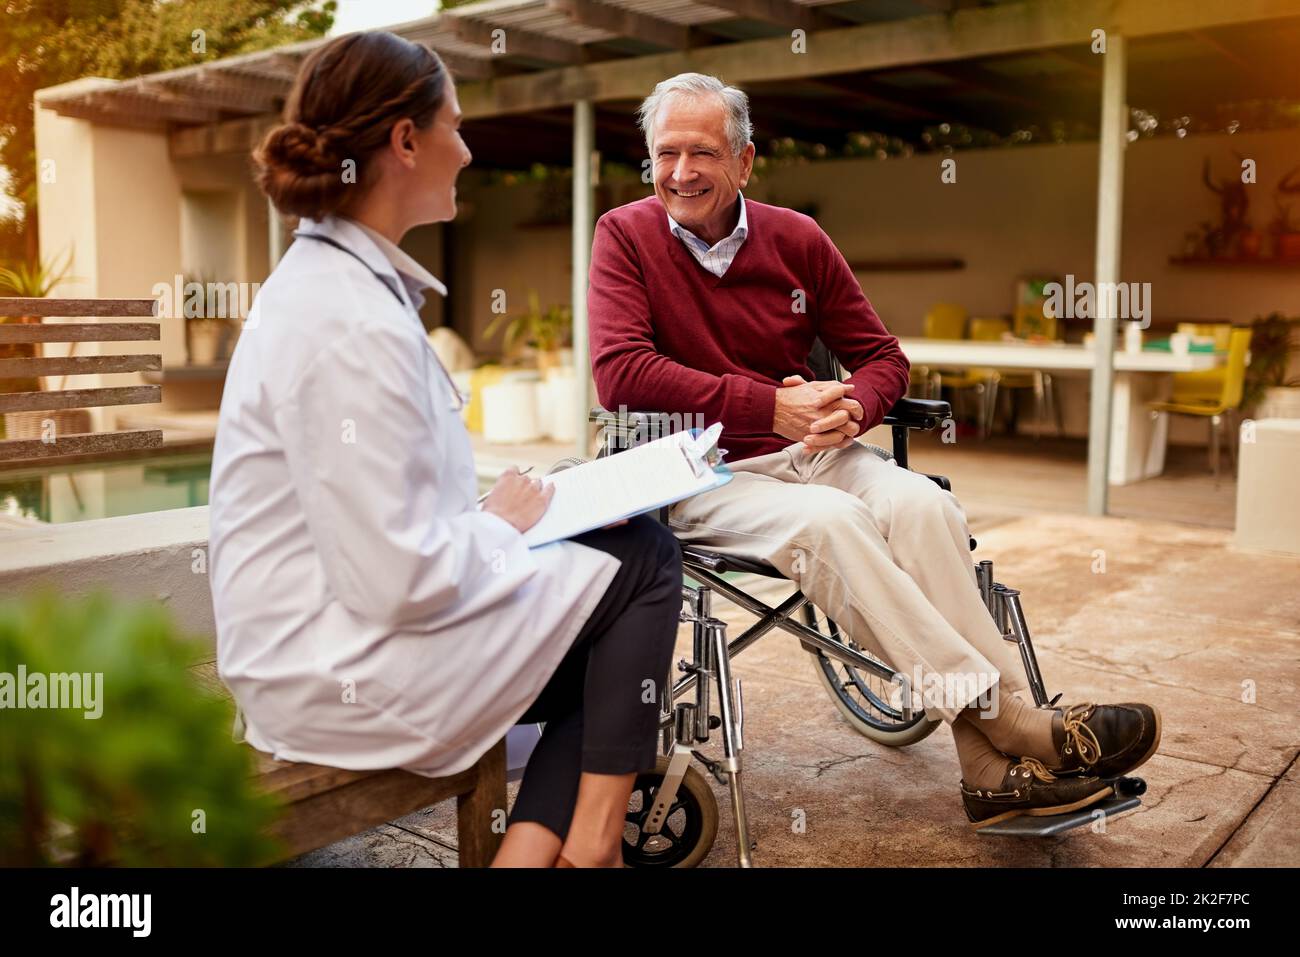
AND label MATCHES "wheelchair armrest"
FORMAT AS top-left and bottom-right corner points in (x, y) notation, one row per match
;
(881, 397), (951, 431)
(590, 407), (683, 455)
(589, 407), (677, 430)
